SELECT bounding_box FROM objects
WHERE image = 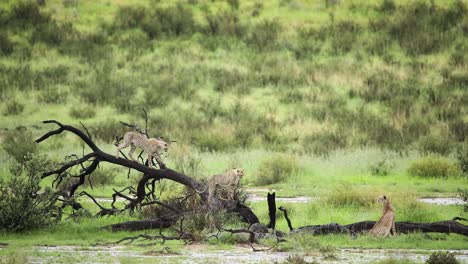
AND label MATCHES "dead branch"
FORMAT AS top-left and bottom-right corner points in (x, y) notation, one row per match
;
(36, 120), (209, 201)
(79, 191), (121, 216)
(279, 206), (294, 232)
(294, 220), (468, 236)
(115, 229), (190, 245)
(221, 228), (255, 243)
